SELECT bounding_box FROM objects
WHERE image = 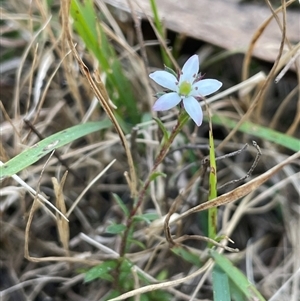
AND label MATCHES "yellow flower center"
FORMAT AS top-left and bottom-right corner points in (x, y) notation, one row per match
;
(178, 81), (192, 96)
